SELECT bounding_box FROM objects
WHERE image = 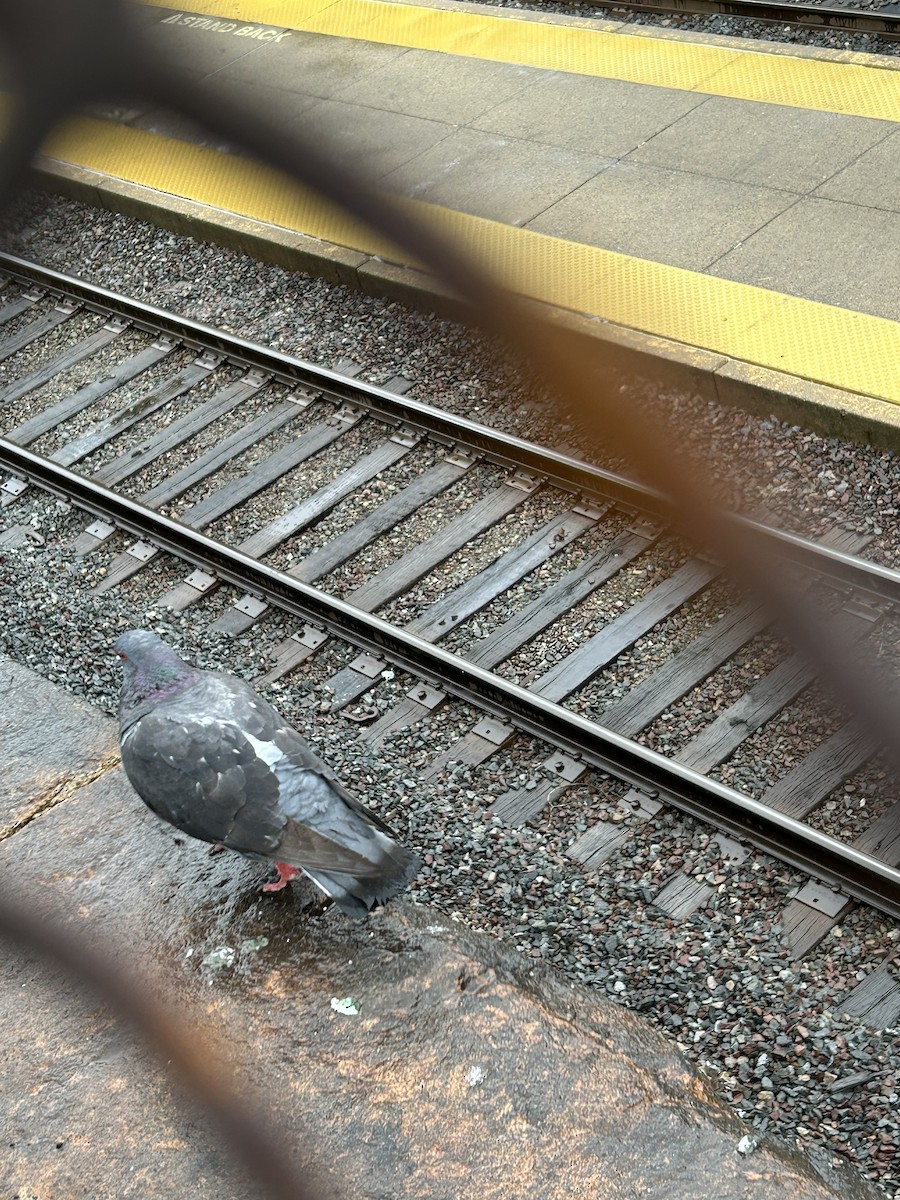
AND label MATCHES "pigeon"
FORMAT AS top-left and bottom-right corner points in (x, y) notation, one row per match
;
(114, 629), (419, 916)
